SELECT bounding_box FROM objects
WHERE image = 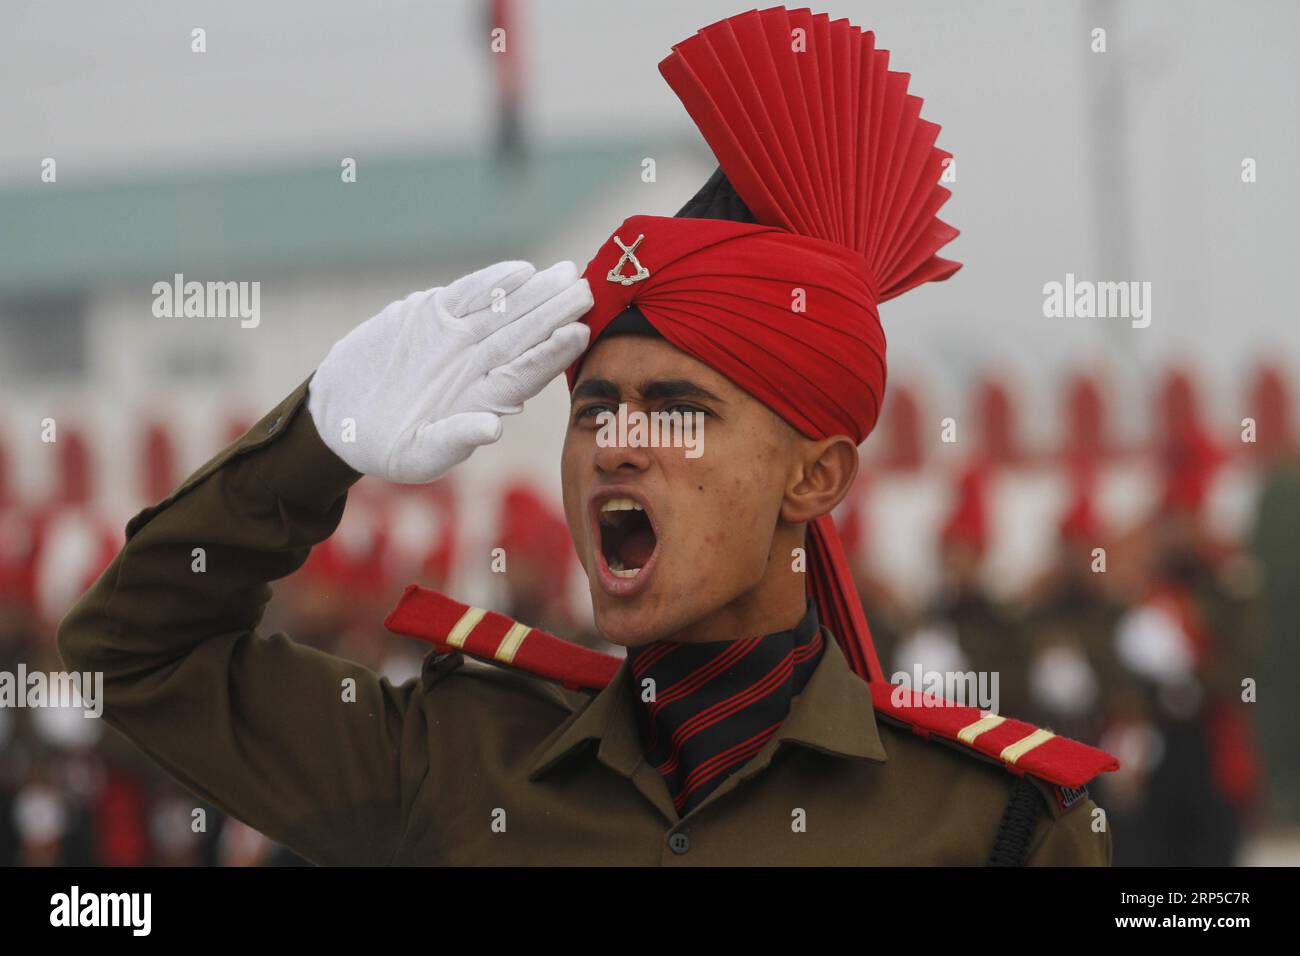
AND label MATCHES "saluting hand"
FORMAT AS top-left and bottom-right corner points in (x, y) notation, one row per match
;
(307, 260), (592, 483)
